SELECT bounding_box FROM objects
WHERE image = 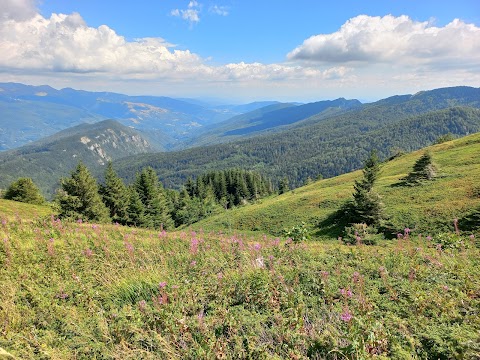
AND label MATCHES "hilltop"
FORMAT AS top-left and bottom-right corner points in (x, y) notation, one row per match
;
(193, 132), (480, 237)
